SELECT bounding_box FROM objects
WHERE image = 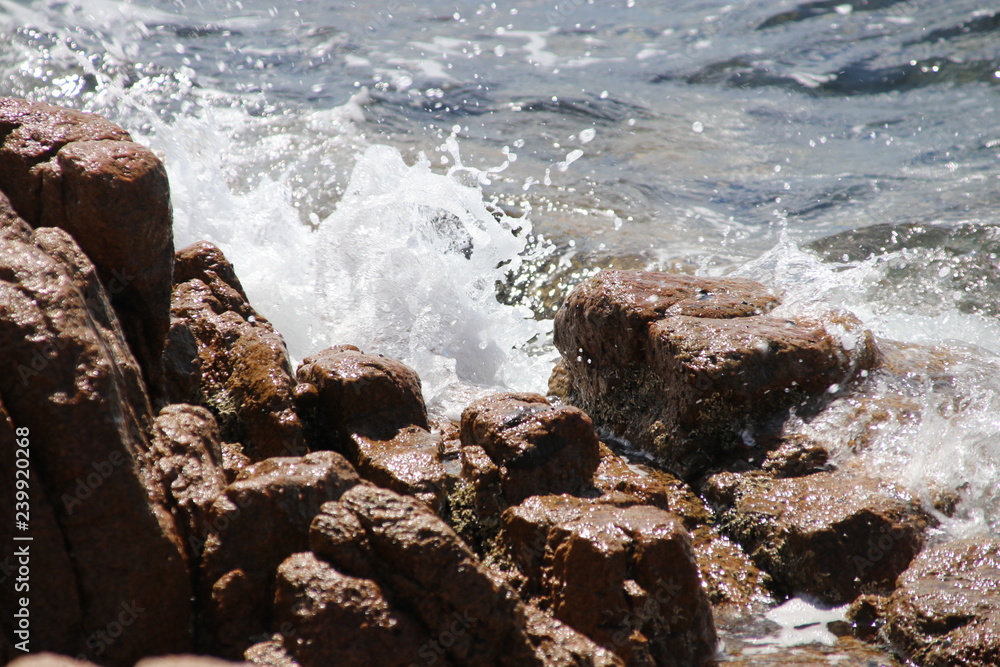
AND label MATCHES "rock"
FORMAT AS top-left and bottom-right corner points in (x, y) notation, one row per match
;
(885, 538), (1000, 667)
(521, 605), (625, 667)
(846, 593), (889, 643)
(0, 398), (82, 656)
(167, 242), (306, 460)
(149, 404), (228, 558)
(0, 97), (173, 399)
(296, 346), (449, 505)
(296, 345), (429, 445)
(244, 640), (299, 667)
(447, 443), (506, 550)
(0, 196), (191, 664)
(710, 470), (929, 604)
(199, 451), (359, 657)
(591, 443), (711, 526)
(349, 426), (449, 511)
(499, 494), (717, 666)
(553, 270), (878, 480)
(690, 527), (772, 619)
(307, 485), (620, 666)
(460, 392), (601, 505)
(590, 444), (771, 617)
(319, 484), (539, 666)
(760, 436), (831, 477)
(272, 552), (426, 667)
